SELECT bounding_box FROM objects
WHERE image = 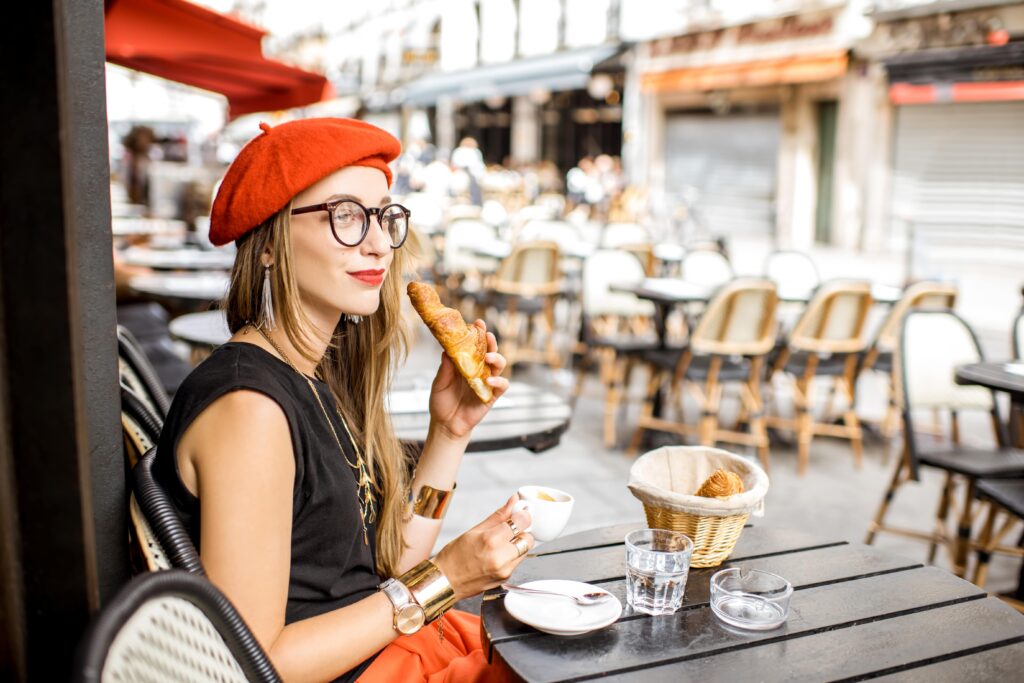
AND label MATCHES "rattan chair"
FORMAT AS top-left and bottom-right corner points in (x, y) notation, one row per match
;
(118, 325), (170, 418)
(680, 249), (733, 288)
(865, 310), (1024, 577)
(859, 281), (958, 449)
(75, 569), (280, 682)
(763, 250), (820, 292)
(765, 280), (873, 475)
(601, 223), (652, 249)
(629, 279), (778, 470)
(488, 241), (564, 371)
(120, 385), (172, 573)
(134, 447), (204, 575)
(440, 218), (498, 313)
(574, 249), (659, 447)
